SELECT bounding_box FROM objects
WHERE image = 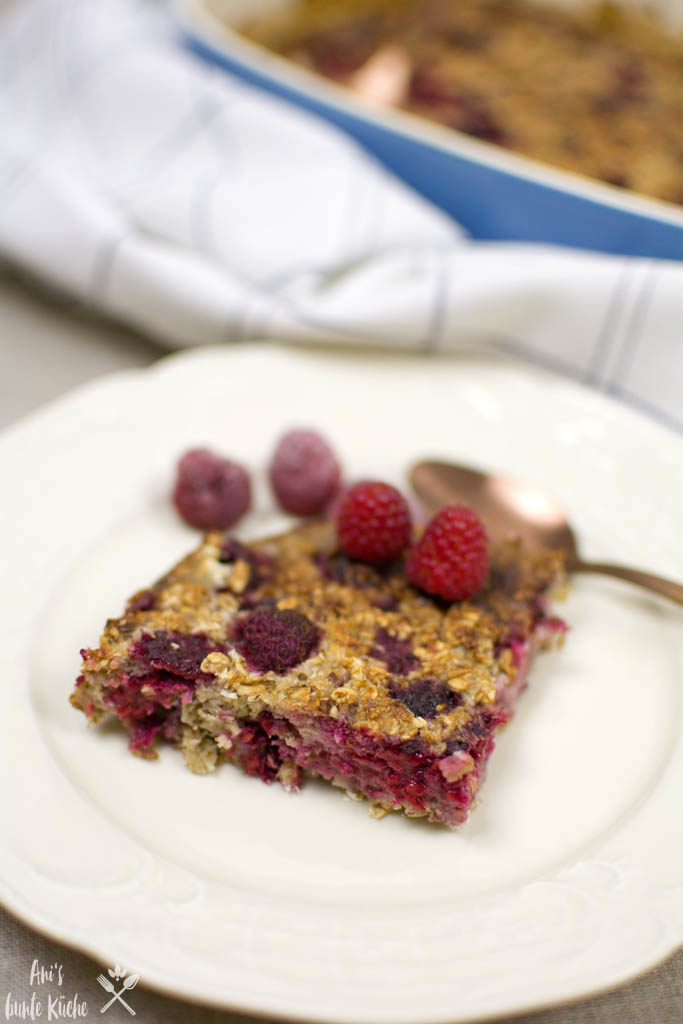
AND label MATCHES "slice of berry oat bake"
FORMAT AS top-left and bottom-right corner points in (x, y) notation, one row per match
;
(71, 521), (566, 827)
